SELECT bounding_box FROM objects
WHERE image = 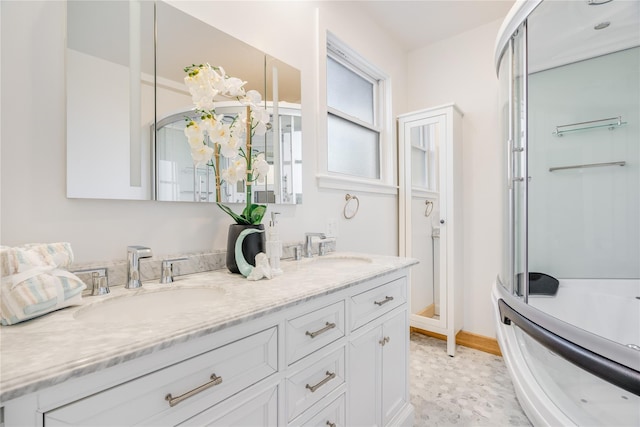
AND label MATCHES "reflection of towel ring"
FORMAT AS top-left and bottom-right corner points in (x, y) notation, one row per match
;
(425, 200), (434, 217)
(344, 194), (360, 219)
